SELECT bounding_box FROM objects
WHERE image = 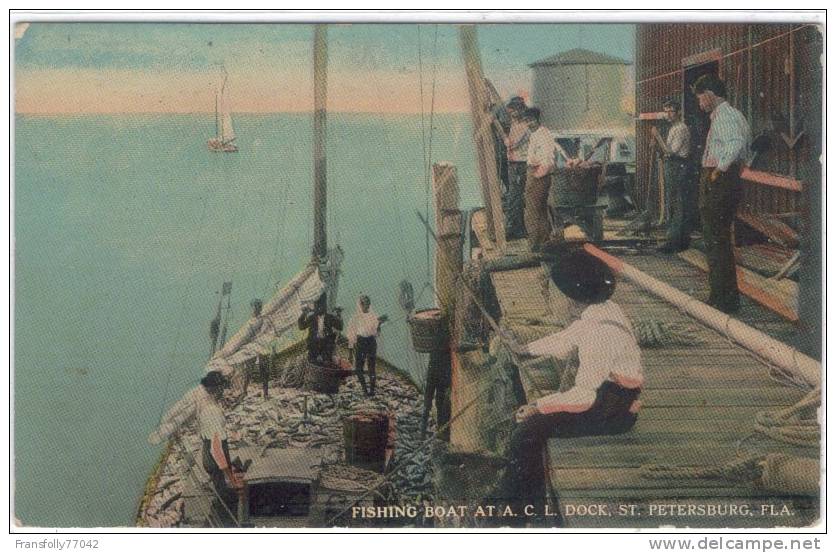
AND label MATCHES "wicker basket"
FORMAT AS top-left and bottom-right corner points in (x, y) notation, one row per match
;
(408, 308), (449, 352)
